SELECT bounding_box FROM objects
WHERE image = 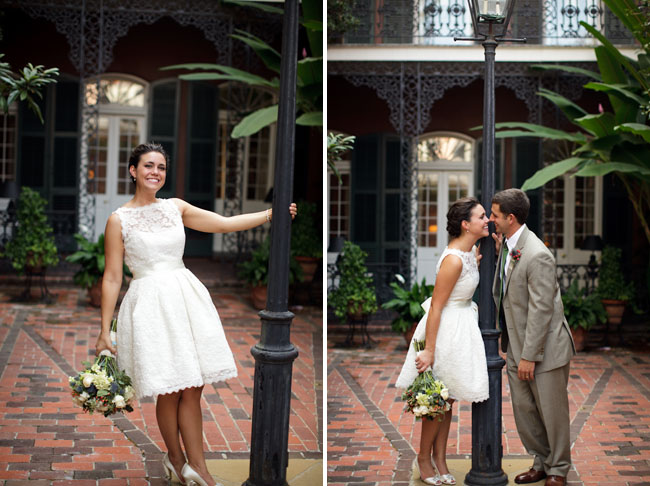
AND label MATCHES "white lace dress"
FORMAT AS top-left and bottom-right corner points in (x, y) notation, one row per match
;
(114, 199), (237, 399)
(395, 247), (489, 403)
